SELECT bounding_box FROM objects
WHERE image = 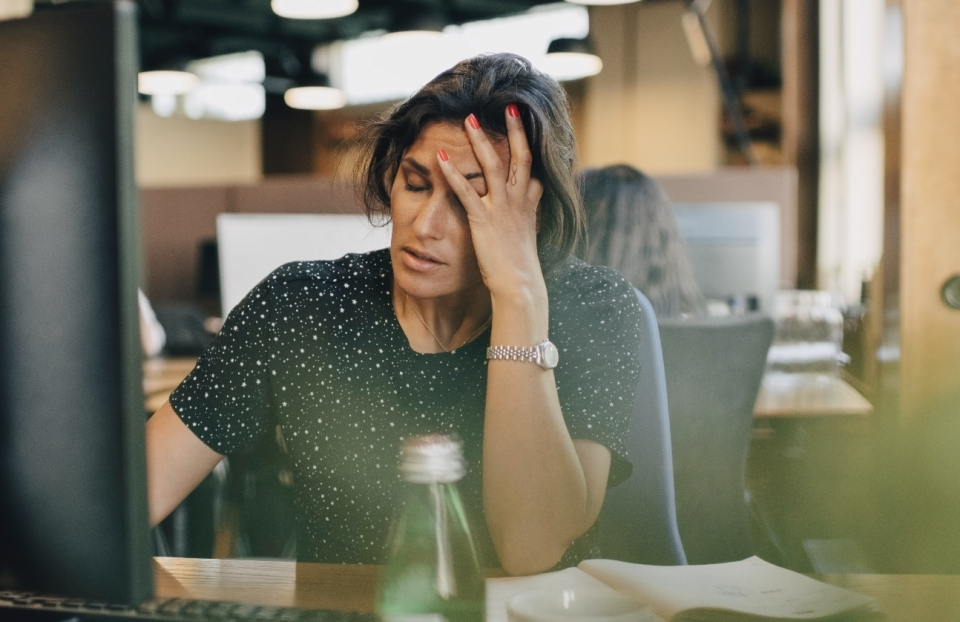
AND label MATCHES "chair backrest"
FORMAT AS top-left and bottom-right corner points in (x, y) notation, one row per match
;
(657, 314), (774, 564)
(599, 289), (687, 565)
